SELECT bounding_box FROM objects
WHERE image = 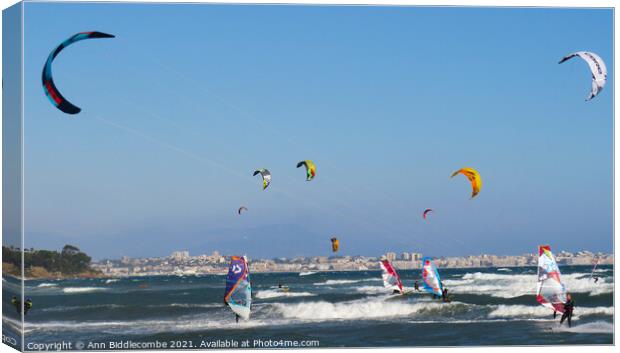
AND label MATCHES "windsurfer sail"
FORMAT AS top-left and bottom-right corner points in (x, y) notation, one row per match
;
(224, 256), (252, 321)
(536, 245), (567, 313)
(589, 257), (599, 281)
(421, 257), (443, 297)
(380, 258), (404, 294)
